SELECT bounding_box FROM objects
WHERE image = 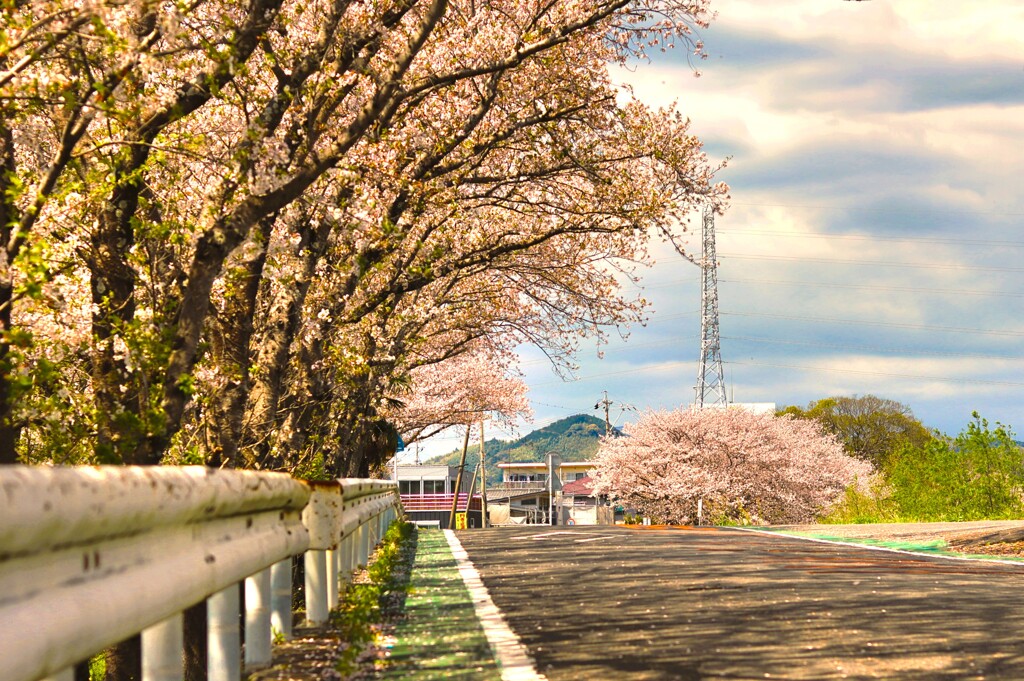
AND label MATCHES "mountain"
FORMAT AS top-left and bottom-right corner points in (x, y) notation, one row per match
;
(426, 414), (608, 484)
